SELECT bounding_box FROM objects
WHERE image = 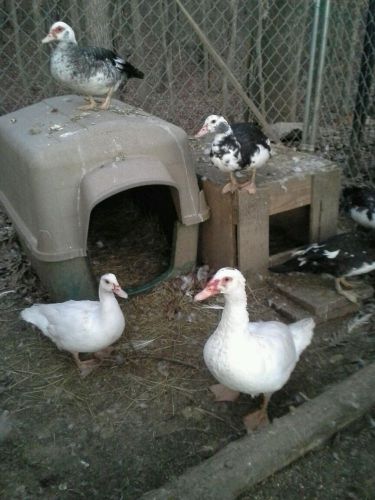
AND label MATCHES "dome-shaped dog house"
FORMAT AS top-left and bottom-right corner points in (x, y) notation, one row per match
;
(0, 96), (209, 299)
